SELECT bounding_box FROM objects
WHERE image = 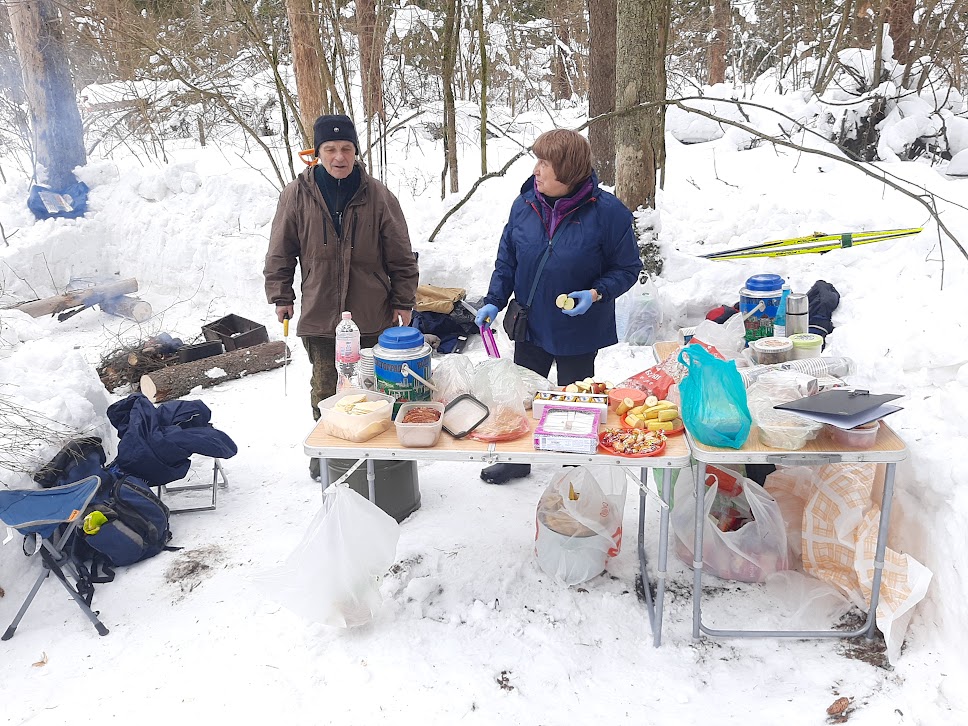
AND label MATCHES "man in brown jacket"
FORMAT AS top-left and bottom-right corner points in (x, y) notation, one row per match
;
(264, 115), (418, 451)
